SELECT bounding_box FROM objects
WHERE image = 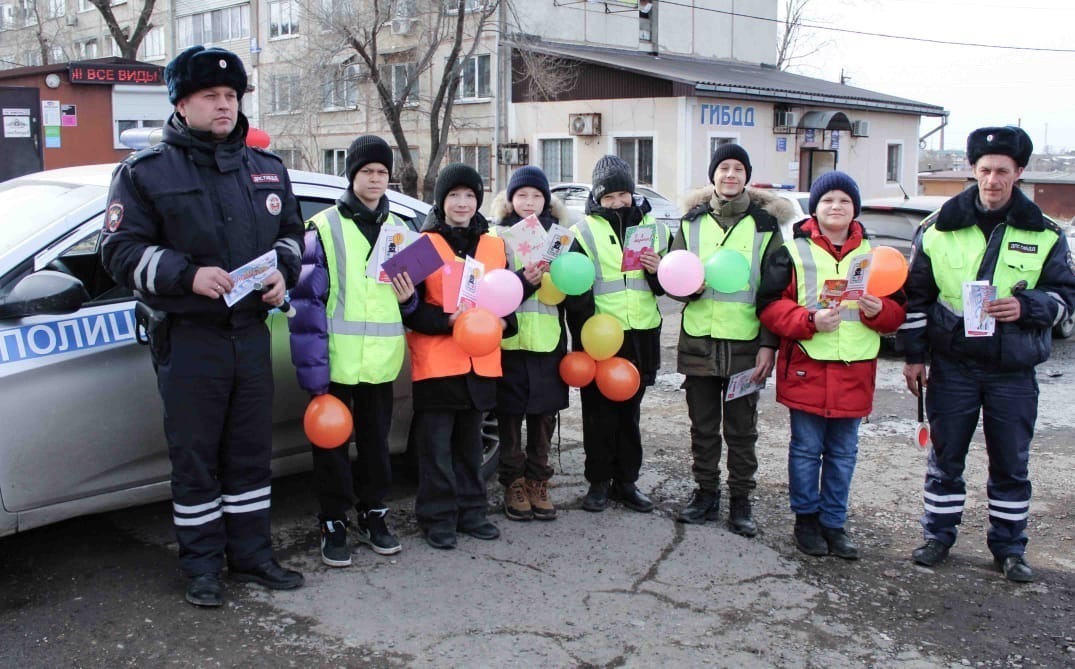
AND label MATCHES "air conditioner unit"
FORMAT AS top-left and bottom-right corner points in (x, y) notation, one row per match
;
(64, 14), (77, 26)
(851, 120), (870, 137)
(569, 112), (601, 136)
(390, 18), (413, 35)
(774, 110), (798, 128)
